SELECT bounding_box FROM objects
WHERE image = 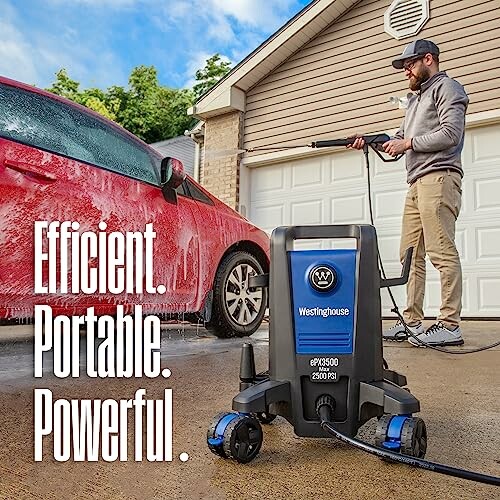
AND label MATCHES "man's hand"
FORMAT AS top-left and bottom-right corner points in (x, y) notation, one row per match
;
(383, 138), (412, 157)
(347, 135), (365, 150)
